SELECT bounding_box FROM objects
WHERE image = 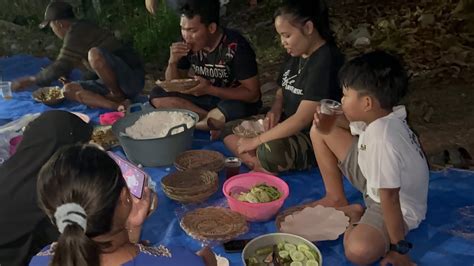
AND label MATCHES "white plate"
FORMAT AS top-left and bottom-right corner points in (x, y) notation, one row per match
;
(280, 205), (349, 241)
